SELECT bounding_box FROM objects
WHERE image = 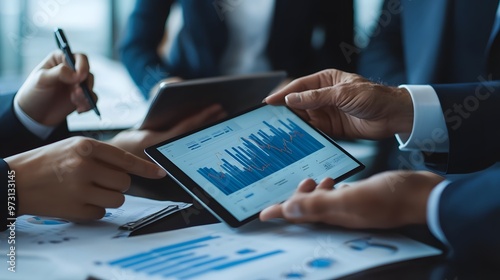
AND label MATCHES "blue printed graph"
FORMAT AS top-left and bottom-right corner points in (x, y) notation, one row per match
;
(102, 235), (284, 279)
(197, 119), (324, 195)
(27, 216), (69, 225)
